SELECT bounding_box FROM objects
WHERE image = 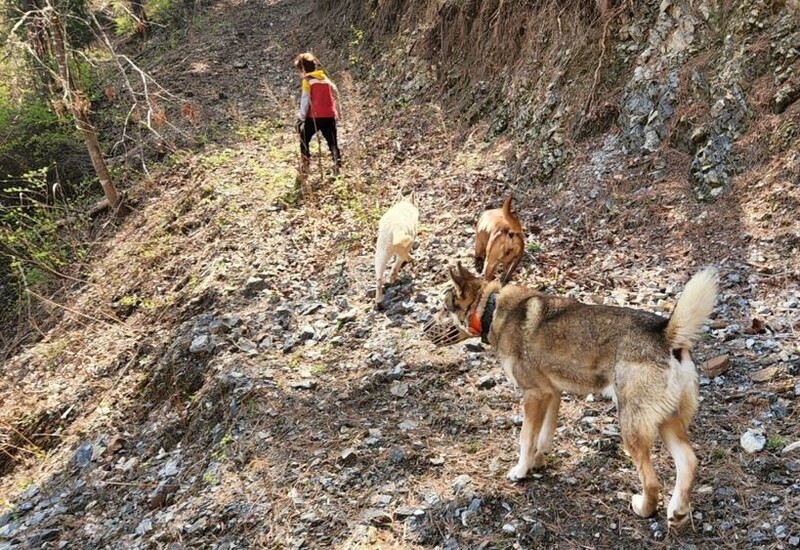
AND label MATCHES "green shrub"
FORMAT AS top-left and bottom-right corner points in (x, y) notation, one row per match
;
(0, 168), (89, 313)
(0, 95), (84, 187)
